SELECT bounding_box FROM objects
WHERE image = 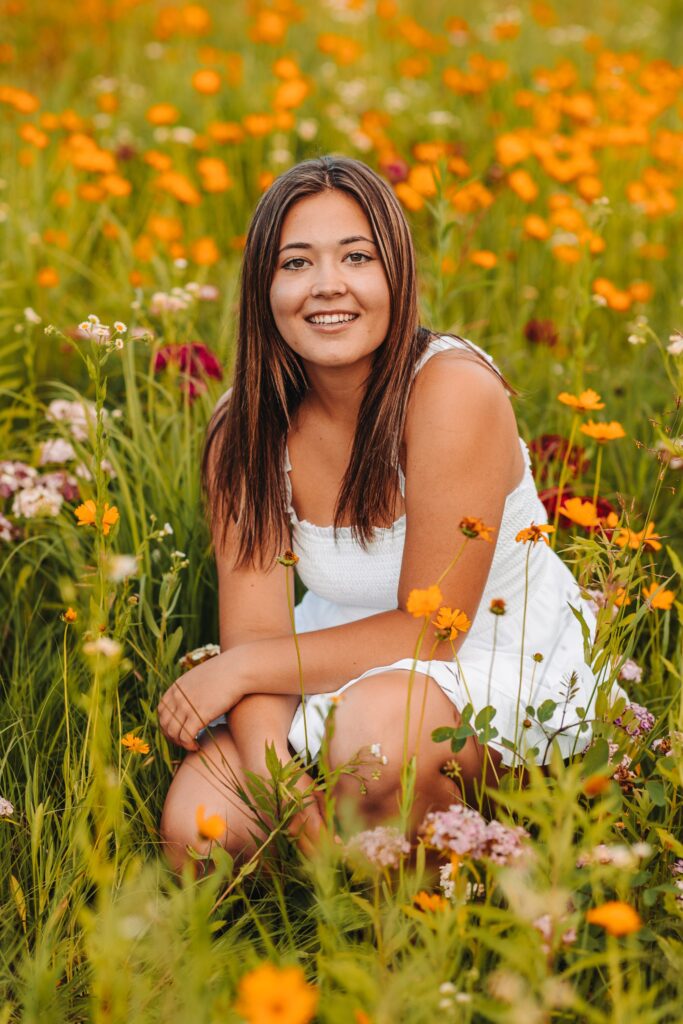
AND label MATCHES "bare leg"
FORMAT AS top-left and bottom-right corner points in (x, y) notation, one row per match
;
(160, 725), (264, 873)
(226, 694), (327, 856)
